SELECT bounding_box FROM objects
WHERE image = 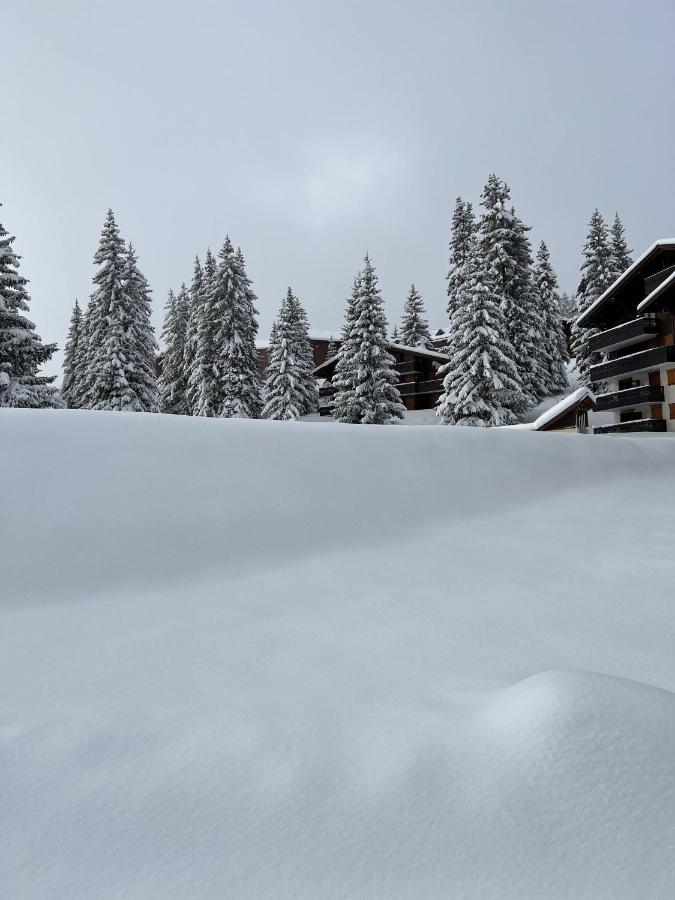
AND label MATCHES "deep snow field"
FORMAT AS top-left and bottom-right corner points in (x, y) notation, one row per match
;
(2, 409), (675, 899)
